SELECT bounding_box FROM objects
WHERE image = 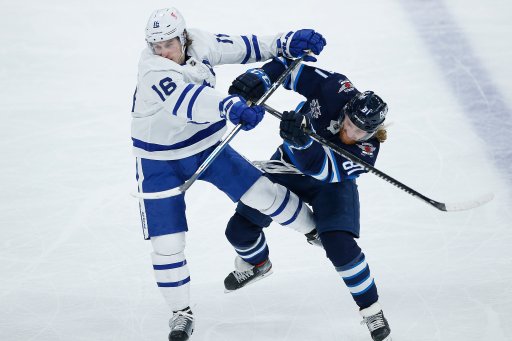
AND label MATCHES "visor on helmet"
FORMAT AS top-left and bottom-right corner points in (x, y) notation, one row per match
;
(339, 115), (378, 142)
